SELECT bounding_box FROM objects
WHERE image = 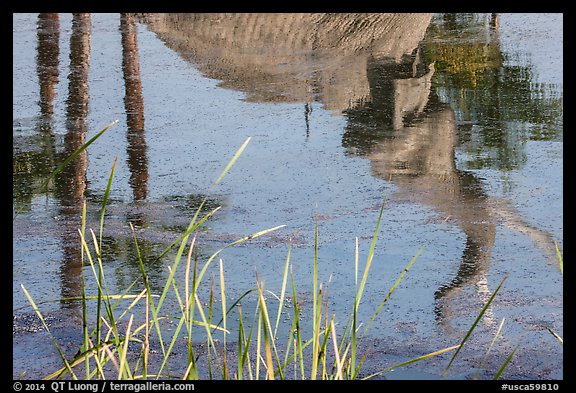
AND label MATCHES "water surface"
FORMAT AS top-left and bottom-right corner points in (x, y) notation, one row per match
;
(13, 13), (562, 380)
